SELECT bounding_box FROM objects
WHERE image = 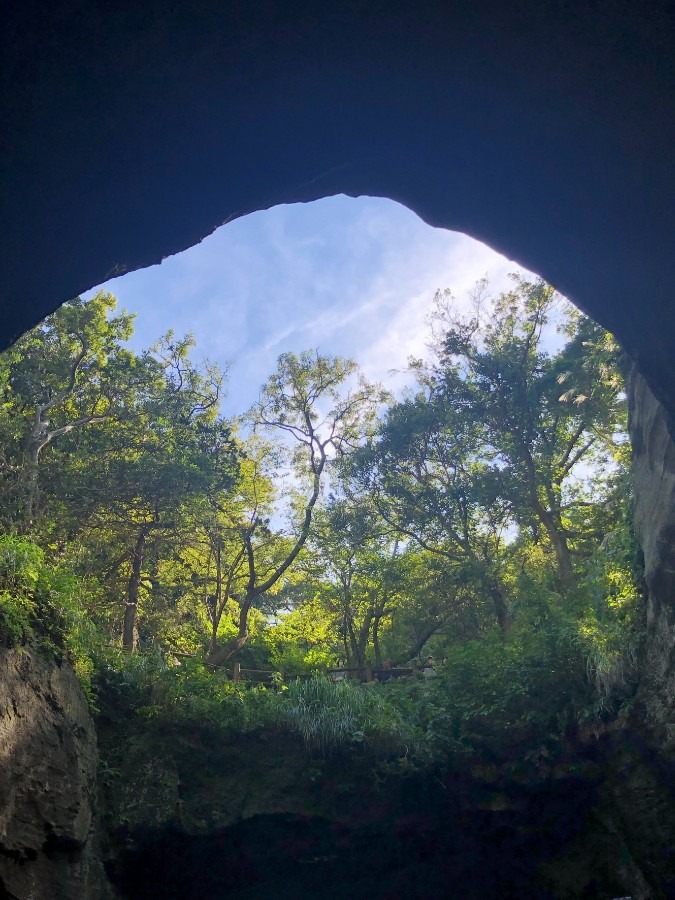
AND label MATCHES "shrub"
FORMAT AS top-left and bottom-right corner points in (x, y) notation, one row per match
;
(574, 523), (645, 705)
(0, 534), (102, 702)
(99, 651), (279, 732)
(398, 625), (595, 760)
(0, 536), (44, 644)
(0, 588), (34, 644)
